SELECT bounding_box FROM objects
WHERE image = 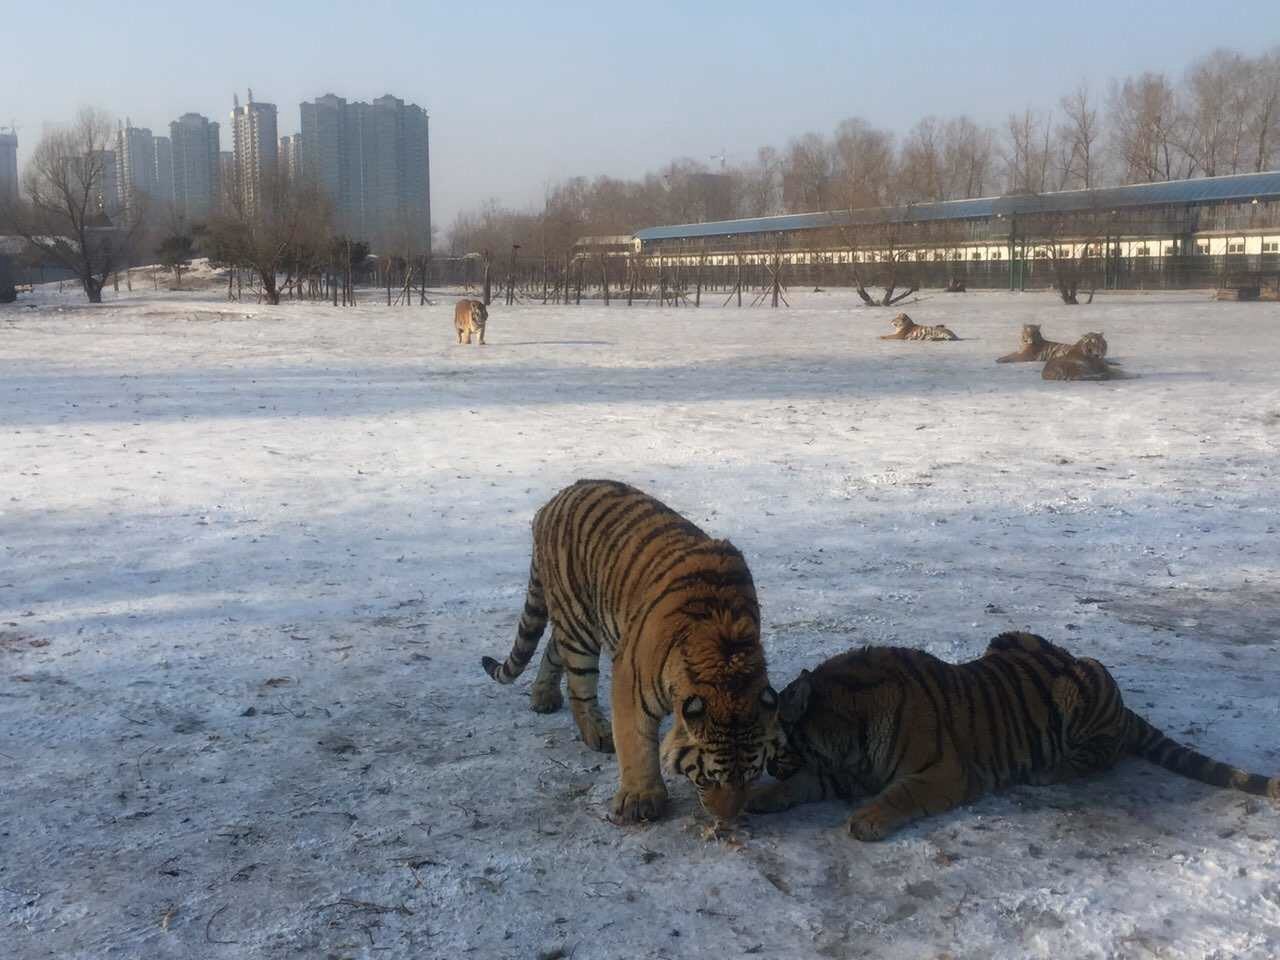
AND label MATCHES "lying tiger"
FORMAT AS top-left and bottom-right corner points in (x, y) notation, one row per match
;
(879, 313), (958, 341)
(482, 479), (780, 823)
(749, 632), (1277, 840)
(1042, 333), (1125, 381)
(997, 325), (1107, 363)
(453, 298), (488, 345)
